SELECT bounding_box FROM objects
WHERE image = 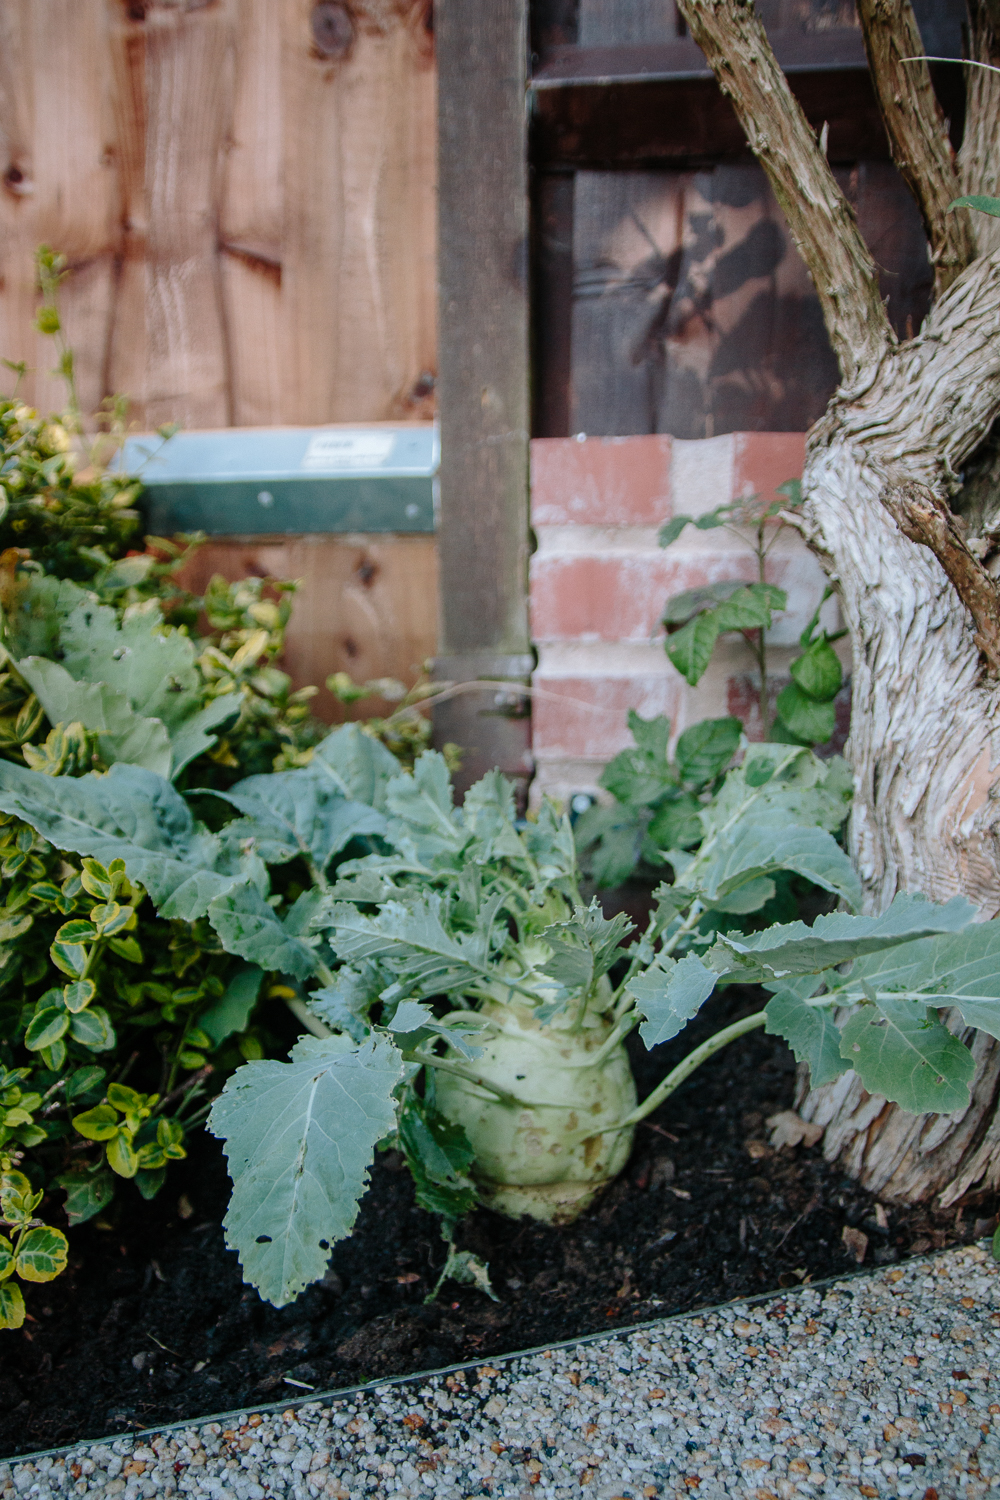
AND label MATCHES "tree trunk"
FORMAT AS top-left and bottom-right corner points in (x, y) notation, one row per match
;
(794, 262), (1000, 1205)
